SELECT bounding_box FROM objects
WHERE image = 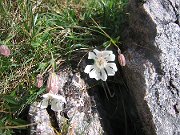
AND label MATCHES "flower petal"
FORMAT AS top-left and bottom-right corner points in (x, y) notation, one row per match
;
(51, 99), (58, 111)
(106, 63), (117, 72)
(105, 66), (115, 76)
(42, 93), (50, 98)
(104, 53), (115, 61)
(93, 49), (100, 56)
(102, 50), (113, 56)
(52, 94), (66, 103)
(89, 66), (100, 80)
(41, 98), (49, 109)
(84, 65), (94, 74)
(51, 99), (63, 111)
(102, 50), (114, 60)
(88, 52), (97, 59)
(100, 69), (107, 81)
